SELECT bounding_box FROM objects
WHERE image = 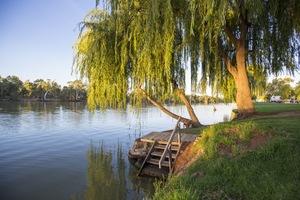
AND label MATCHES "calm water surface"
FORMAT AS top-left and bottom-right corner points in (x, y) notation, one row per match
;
(0, 102), (236, 200)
